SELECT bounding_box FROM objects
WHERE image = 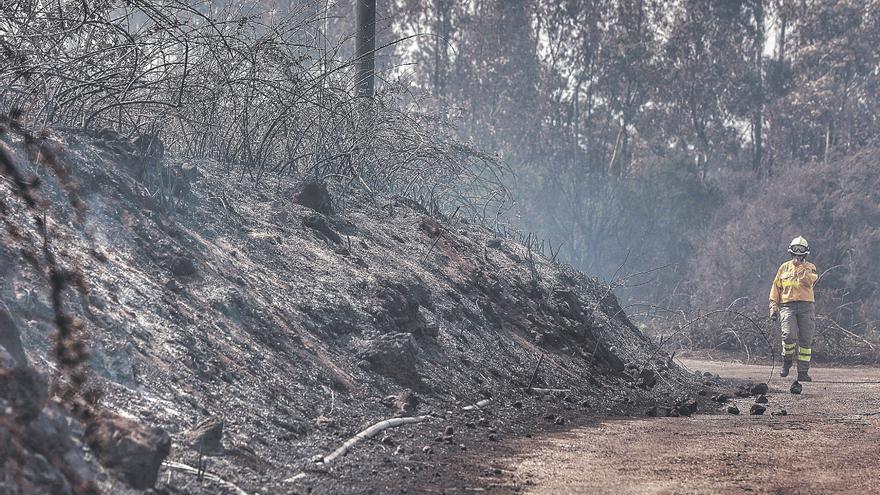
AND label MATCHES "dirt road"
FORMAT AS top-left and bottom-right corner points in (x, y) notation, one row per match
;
(502, 359), (880, 494)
